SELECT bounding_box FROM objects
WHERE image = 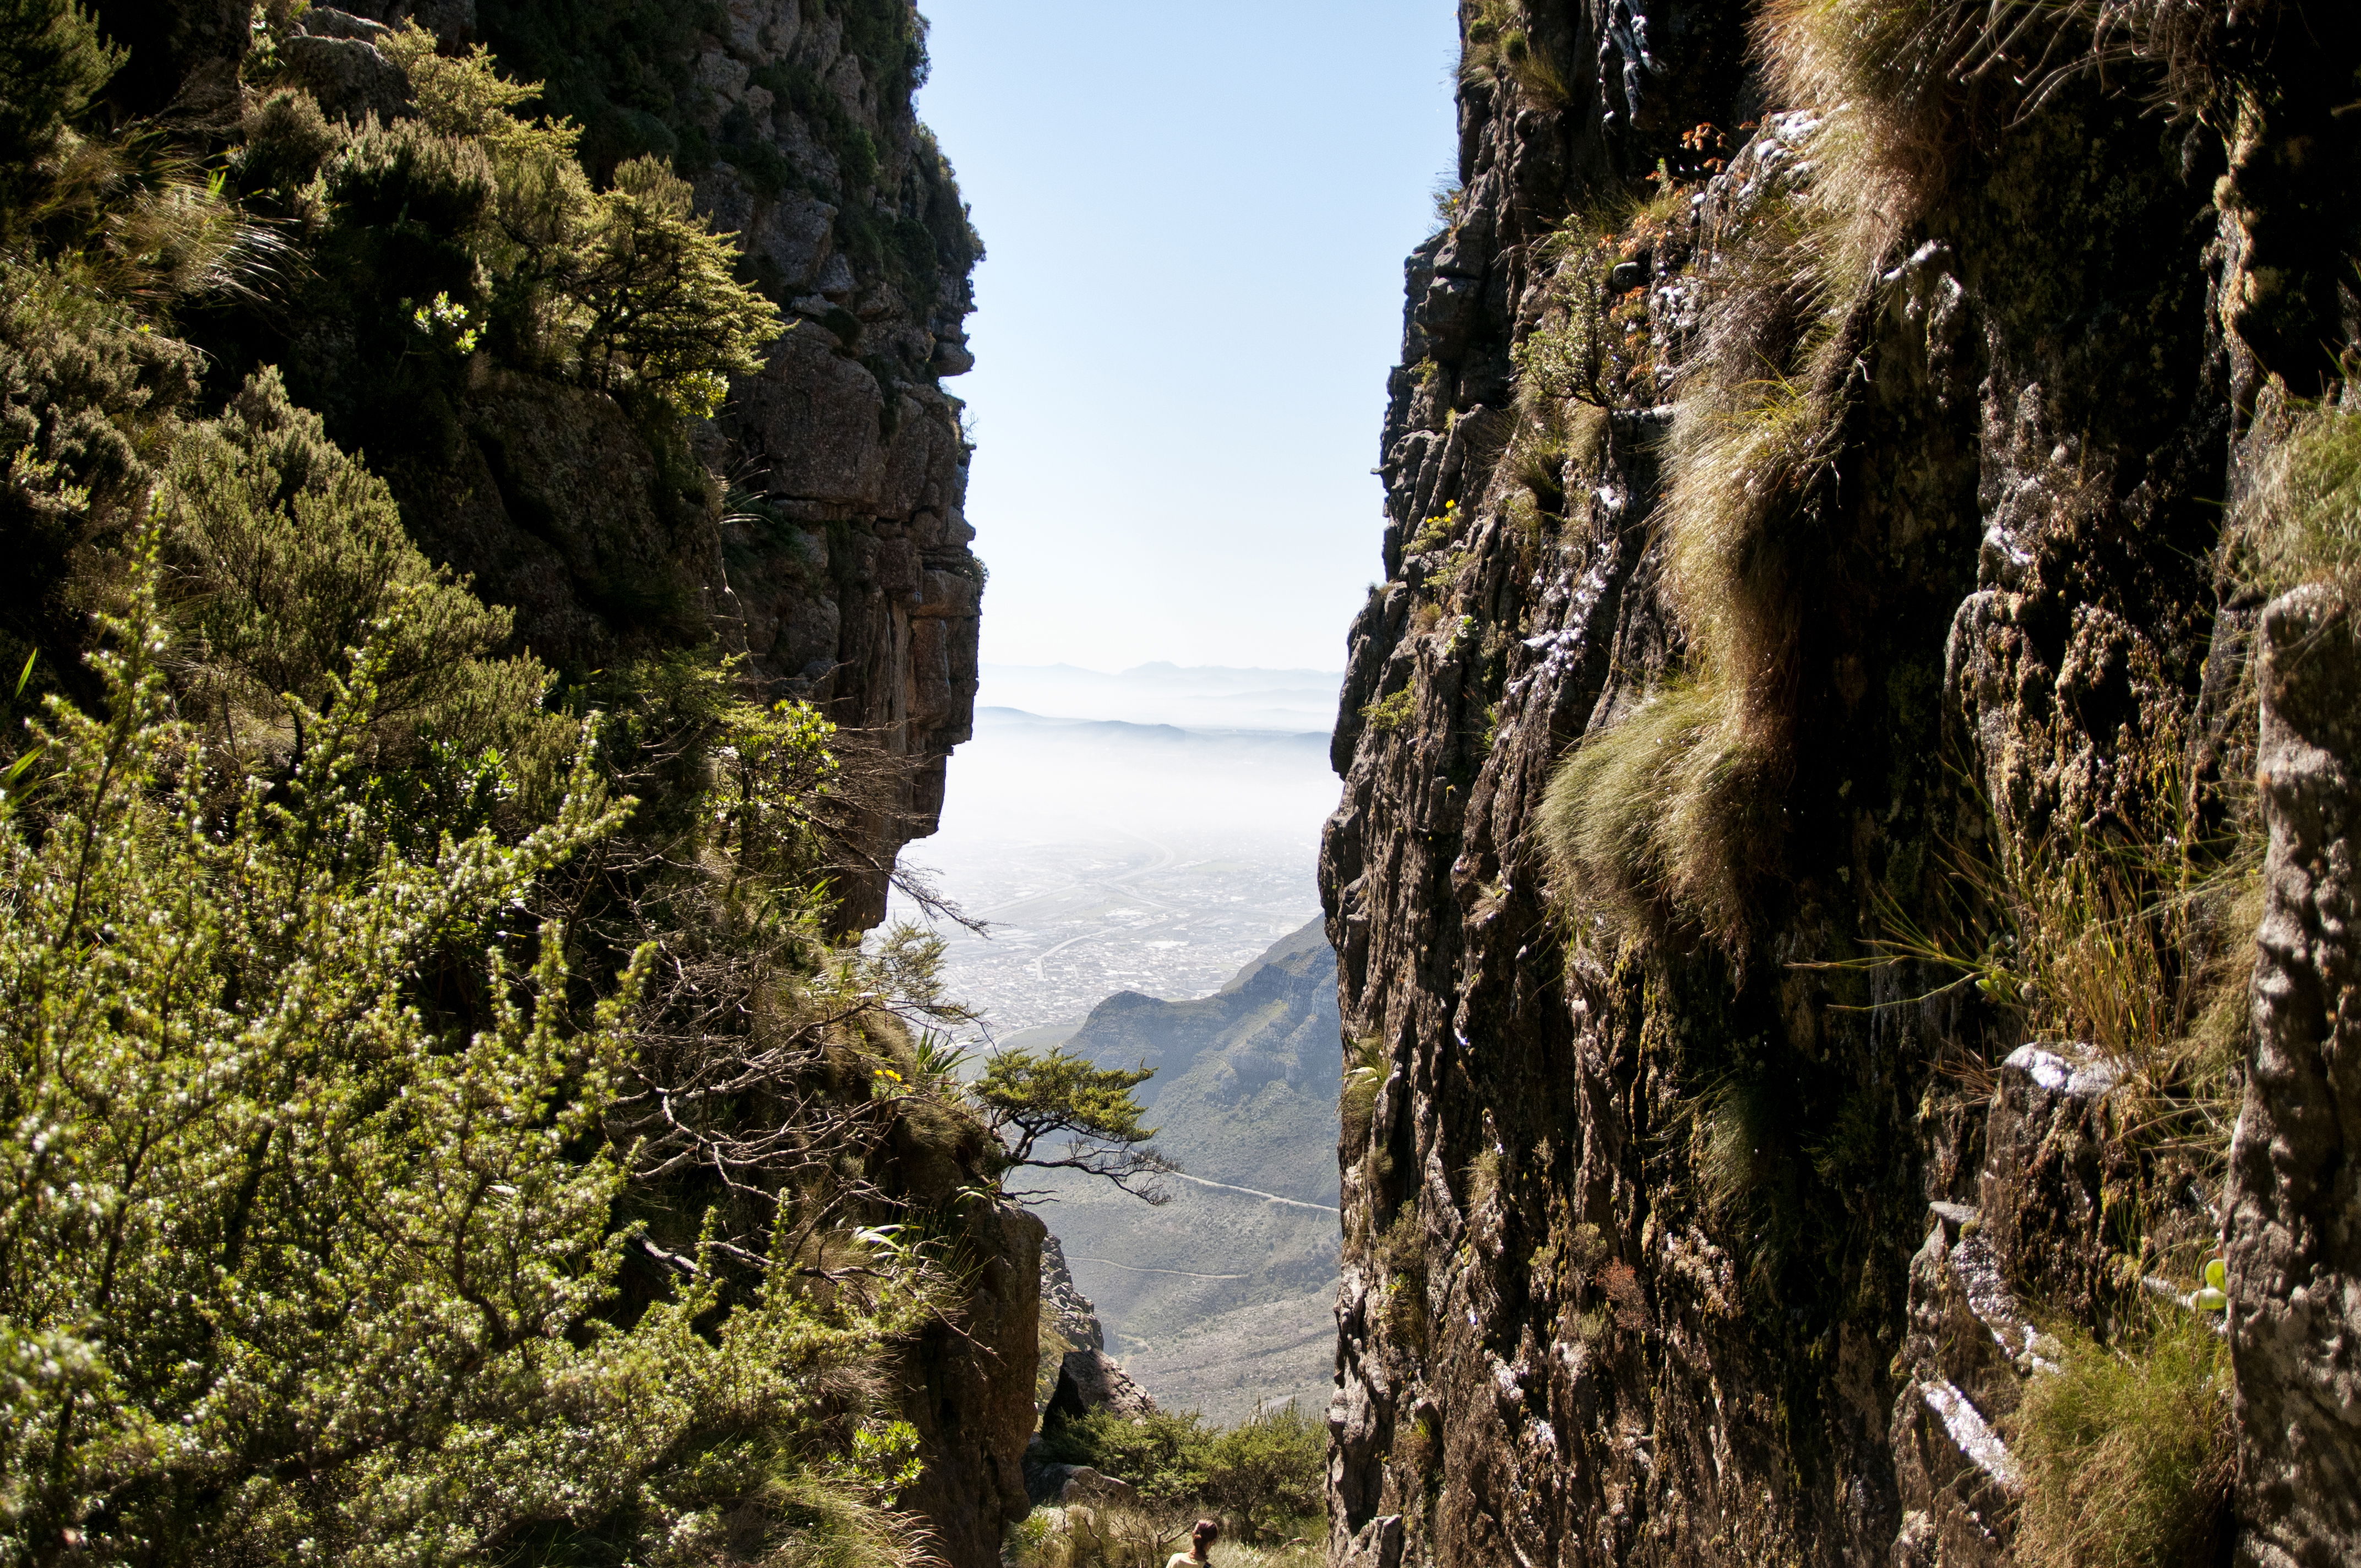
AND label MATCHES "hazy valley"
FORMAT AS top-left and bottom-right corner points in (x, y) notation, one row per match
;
(893, 663), (1346, 1421)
